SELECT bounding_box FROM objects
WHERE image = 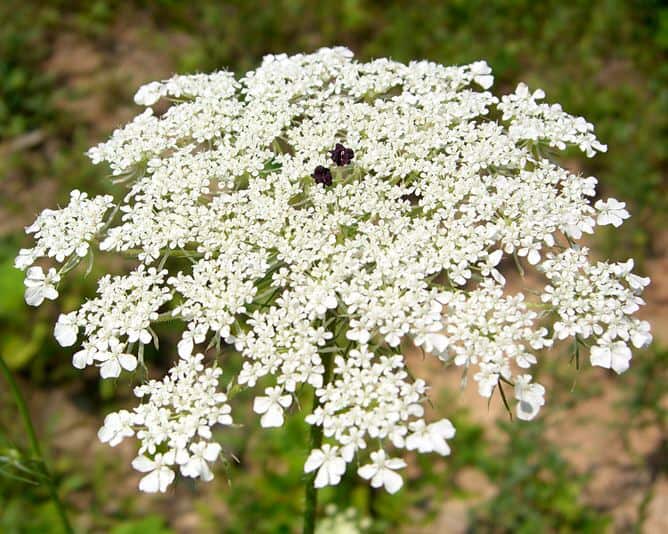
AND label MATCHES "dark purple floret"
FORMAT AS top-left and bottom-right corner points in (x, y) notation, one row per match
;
(312, 165), (333, 186)
(330, 143), (354, 166)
